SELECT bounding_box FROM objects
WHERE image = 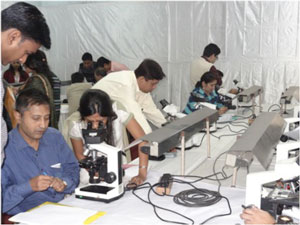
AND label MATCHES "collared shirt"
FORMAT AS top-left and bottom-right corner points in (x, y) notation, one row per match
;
(92, 70), (166, 134)
(183, 87), (224, 114)
(108, 61), (129, 74)
(190, 57), (218, 87)
(2, 127), (79, 215)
